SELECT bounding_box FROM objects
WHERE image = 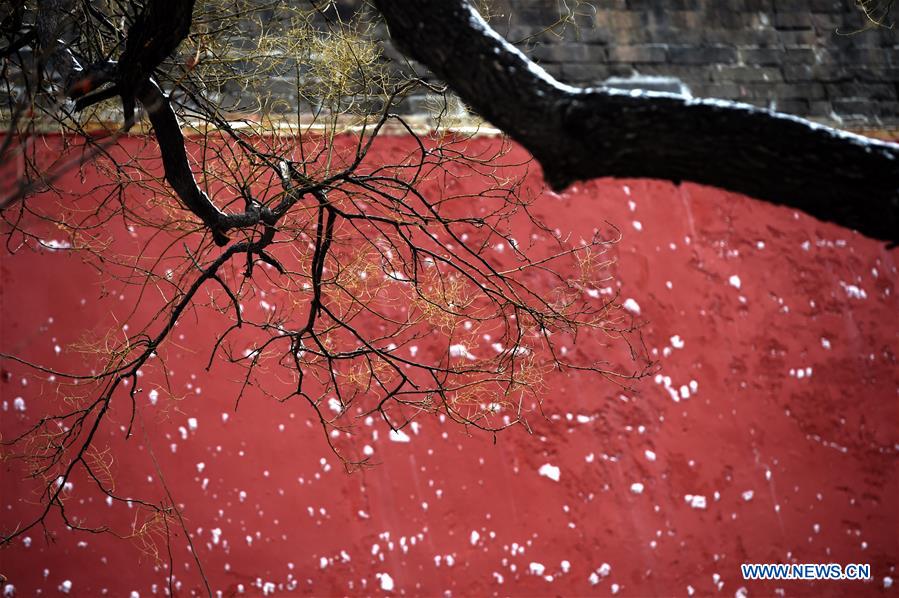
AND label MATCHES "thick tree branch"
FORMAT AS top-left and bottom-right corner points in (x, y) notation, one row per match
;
(374, 0), (899, 243)
(135, 80), (231, 245)
(117, 0), (196, 124)
(59, 1), (271, 247)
